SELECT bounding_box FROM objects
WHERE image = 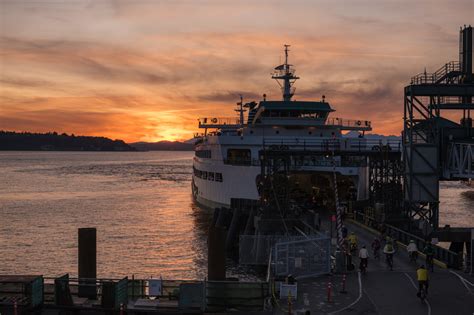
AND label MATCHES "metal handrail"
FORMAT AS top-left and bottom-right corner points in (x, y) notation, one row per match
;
(410, 61), (460, 84)
(199, 117), (242, 126)
(263, 138), (402, 152)
(353, 212), (462, 268)
(198, 116), (371, 128)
